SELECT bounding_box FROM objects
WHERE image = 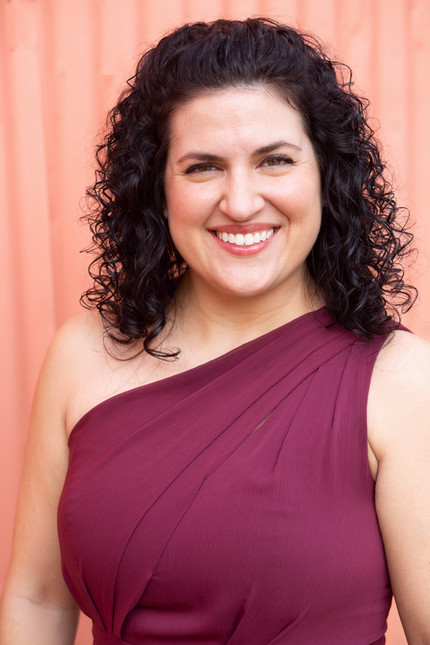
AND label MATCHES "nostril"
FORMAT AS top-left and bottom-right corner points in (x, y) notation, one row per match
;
(219, 193), (265, 220)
